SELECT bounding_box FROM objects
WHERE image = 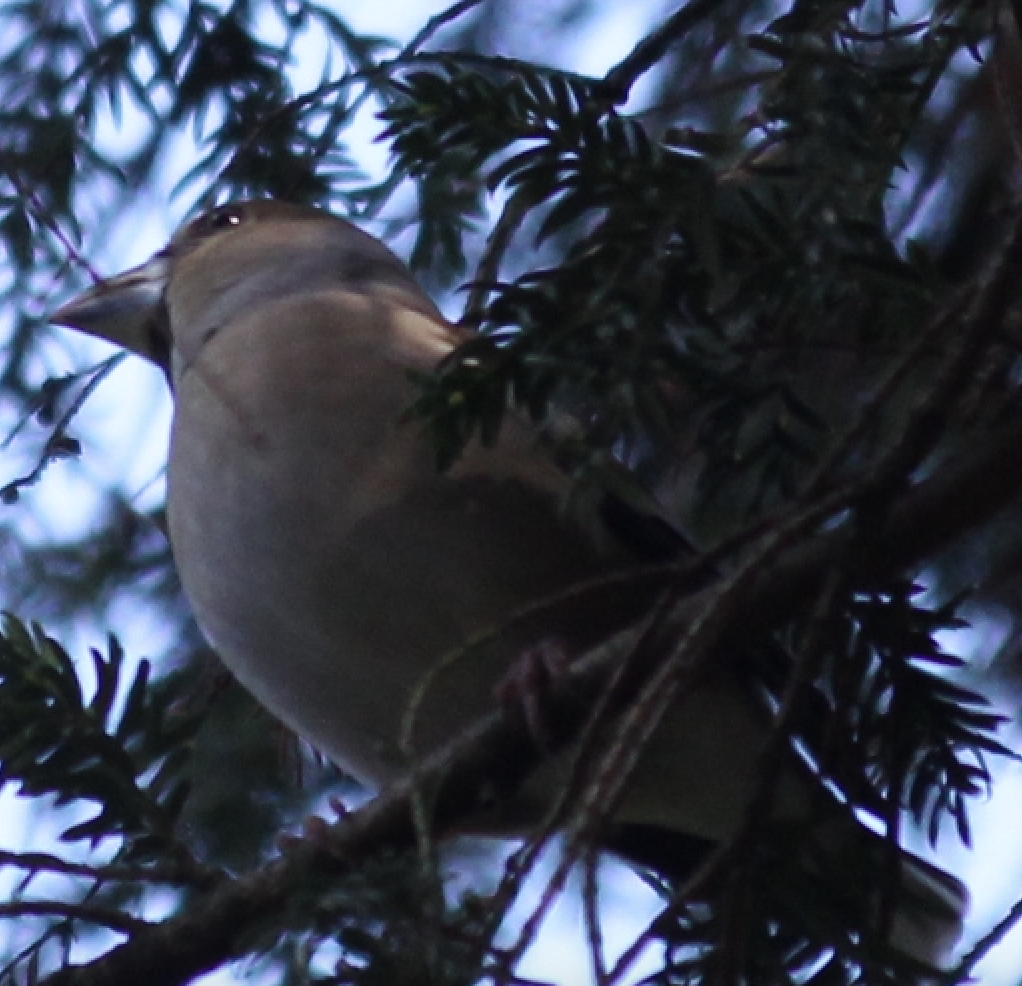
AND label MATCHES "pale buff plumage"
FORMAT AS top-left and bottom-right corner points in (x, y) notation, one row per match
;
(52, 200), (966, 966)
